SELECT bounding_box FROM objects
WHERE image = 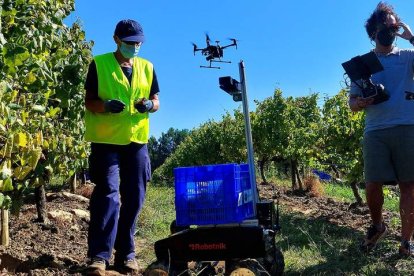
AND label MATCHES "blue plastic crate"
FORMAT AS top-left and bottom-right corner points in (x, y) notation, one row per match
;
(312, 169), (332, 181)
(174, 163), (255, 226)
